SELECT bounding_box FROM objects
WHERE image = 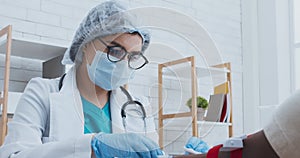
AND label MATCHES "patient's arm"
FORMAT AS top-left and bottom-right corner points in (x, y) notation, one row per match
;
(242, 130), (278, 158)
(174, 130), (279, 158)
(219, 130), (279, 158)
